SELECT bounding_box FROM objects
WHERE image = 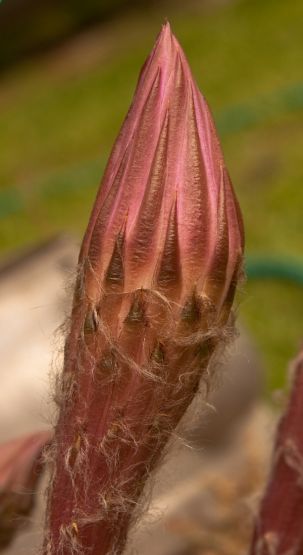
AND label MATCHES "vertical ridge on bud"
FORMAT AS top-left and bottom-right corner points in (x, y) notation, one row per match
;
(104, 228), (125, 289)
(201, 166), (231, 313)
(127, 111), (169, 280)
(44, 22), (244, 555)
(156, 198), (181, 296)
